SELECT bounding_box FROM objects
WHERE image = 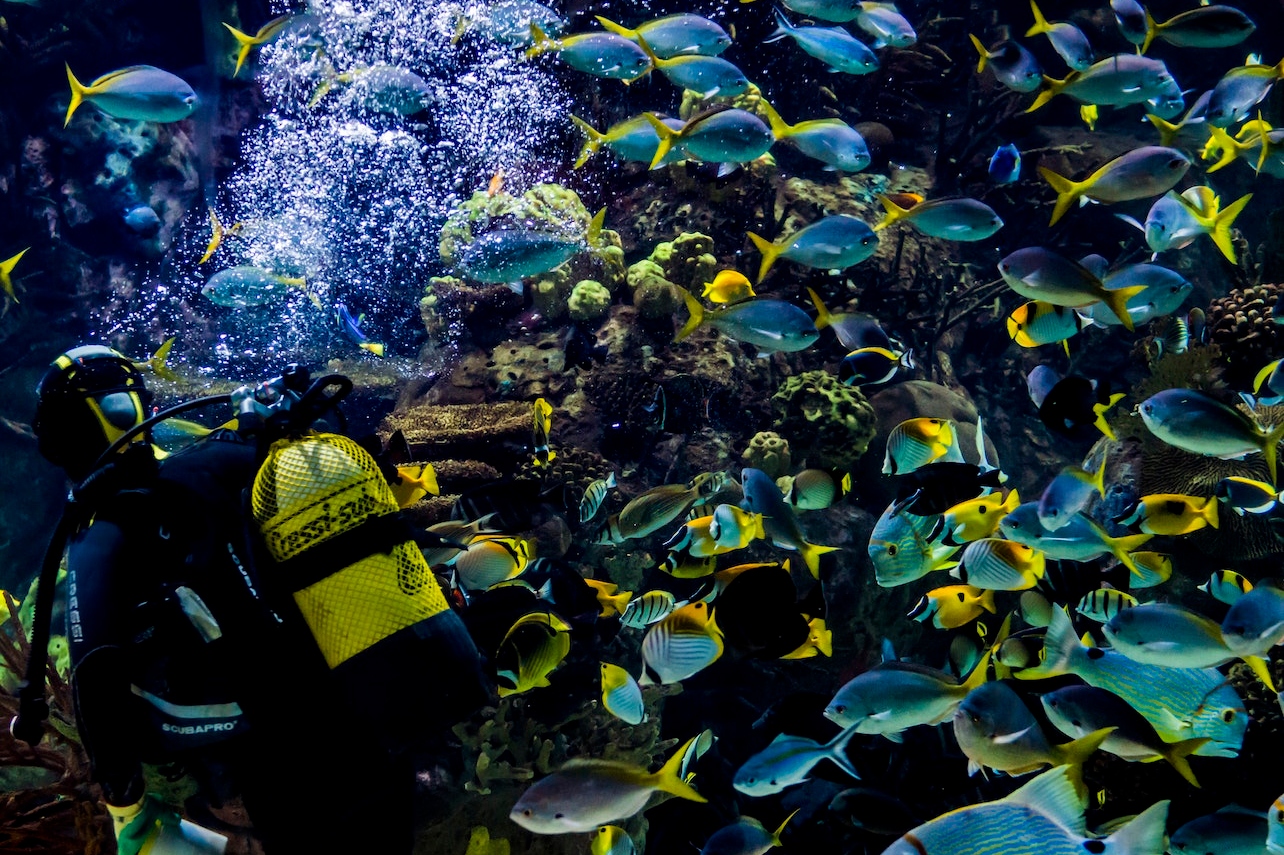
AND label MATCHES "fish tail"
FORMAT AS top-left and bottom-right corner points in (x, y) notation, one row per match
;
(1055, 726), (1115, 768)
(1103, 800), (1170, 855)
(1243, 655), (1277, 693)
(0, 248), (28, 302)
(758, 98), (791, 138)
(874, 194), (910, 231)
(524, 23), (553, 58)
(1140, 9), (1157, 55)
(771, 809), (800, 846)
(1263, 420), (1284, 485)
(570, 115), (606, 169)
(148, 336), (179, 382)
(593, 14), (634, 39)
(653, 735), (710, 803)
(1145, 113), (1181, 147)
(767, 9), (794, 44)
(979, 588), (997, 614)
(747, 231), (782, 283)
(1090, 452), (1107, 497)
(1202, 126), (1243, 173)
(421, 463), (439, 495)
(222, 22), (260, 76)
(1025, 0), (1051, 37)
(1025, 75), (1067, 113)
(642, 112), (679, 170)
(675, 287), (705, 342)
(65, 64), (88, 127)
(1014, 607), (1075, 679)
(1038, 166), (1085, 227)
(1161, 737), (1210, 787)
(824, 725), (862, 781)
(1210, 193), (1252, 263)
(1110, 532), (1154, 577)
(1200, 496), (1220, 530)
(806, 286), (833, 329)
(587, 207), (606, 246)
(1099, 286), (1146, 332)
(968, 34), (989, 72)
(961, 646), (993, 692)
(1092, 392), (1126, 440)
(361, 342), (386, 357)
(799, 541), (840, 579)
